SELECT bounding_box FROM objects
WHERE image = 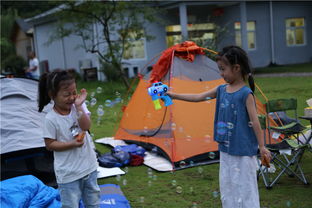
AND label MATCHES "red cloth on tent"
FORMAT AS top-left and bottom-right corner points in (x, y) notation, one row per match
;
(149, 41), (206, 84)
